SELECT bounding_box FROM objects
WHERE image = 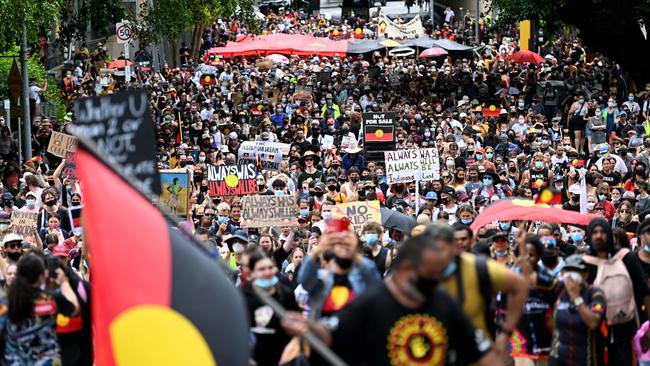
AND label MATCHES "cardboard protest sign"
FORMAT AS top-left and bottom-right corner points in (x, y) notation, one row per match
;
(159, 170), (191, 216)
(263, 88), (280, 105)
(385, 150), (421, 184)
(207, 163), (257, 196)
(363, 112), (396, 161)
(240, 195), (297, 228)
(341, 136), (354, 150)
(238, 141), (290, 170)
(71, 89), (161, 195)
(256, 59), (273, 70)
(47, 132), (78, 158)
(10, 211), (38, 244)
(293, 86), (313, 100)
(318, 71), (332, 84)
(419, 148), (441, 181)
(321, 135), (334, 150)
(68, 205), (83, 232)
(331, 200), (382, 233)
(62, 152), (77, 179)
